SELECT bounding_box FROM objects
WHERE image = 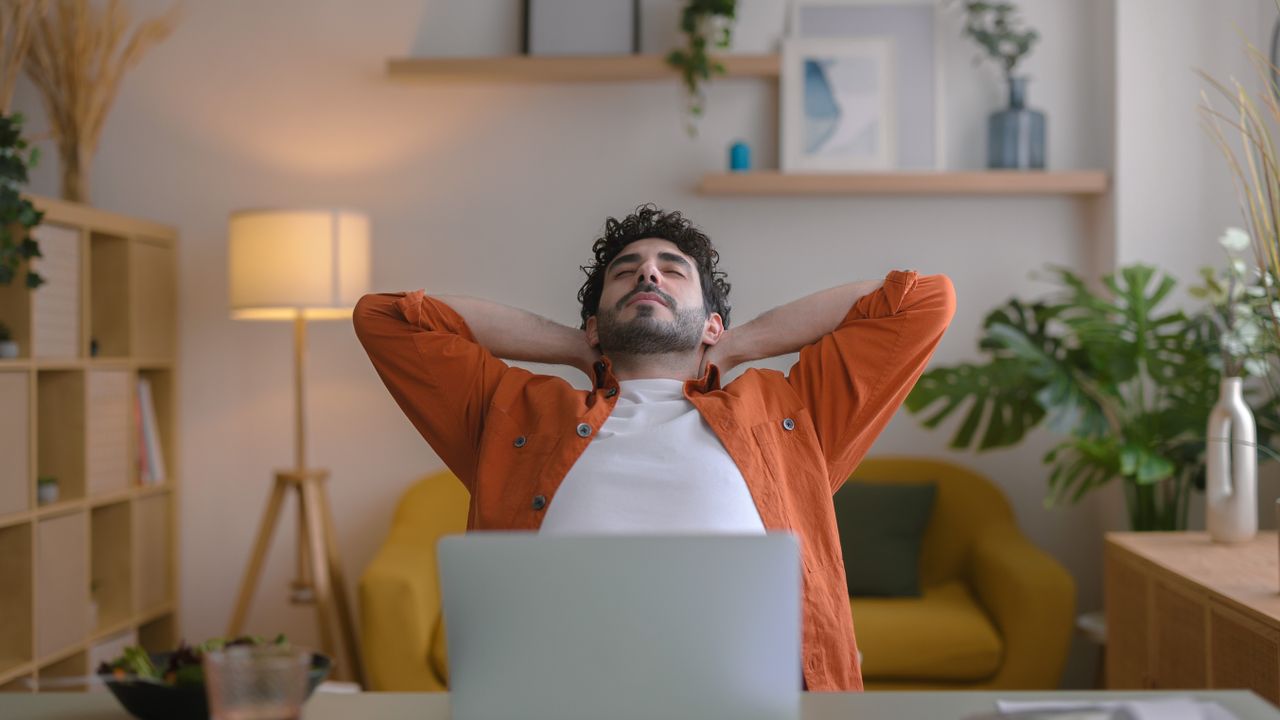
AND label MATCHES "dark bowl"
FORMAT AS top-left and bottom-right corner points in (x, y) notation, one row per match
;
(100, 651), (331, 720)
